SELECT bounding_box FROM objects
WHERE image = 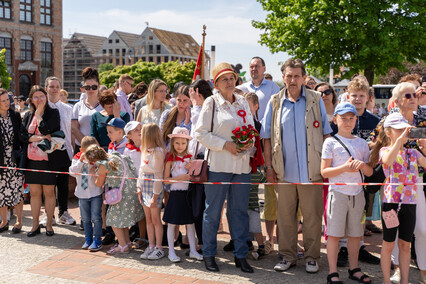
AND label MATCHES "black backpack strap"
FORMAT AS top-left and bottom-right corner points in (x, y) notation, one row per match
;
(332, 135), (364, 181)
